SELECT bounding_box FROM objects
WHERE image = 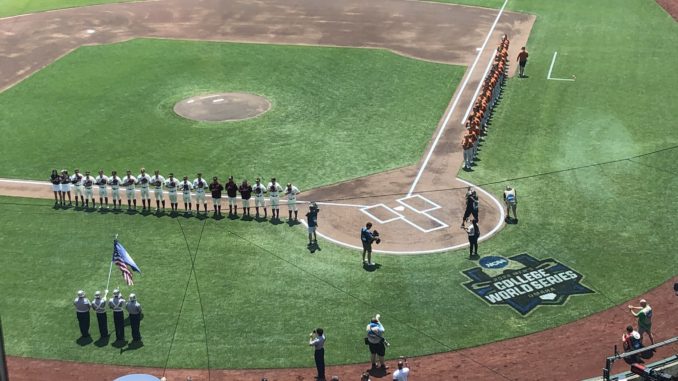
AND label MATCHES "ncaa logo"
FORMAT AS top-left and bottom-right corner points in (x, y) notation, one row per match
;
(479, 256), (508, 269)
